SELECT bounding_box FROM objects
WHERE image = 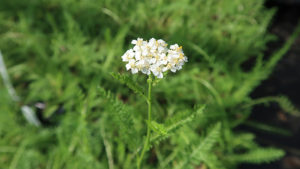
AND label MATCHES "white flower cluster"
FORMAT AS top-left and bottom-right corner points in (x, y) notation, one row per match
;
(121, 38), (188, 78)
